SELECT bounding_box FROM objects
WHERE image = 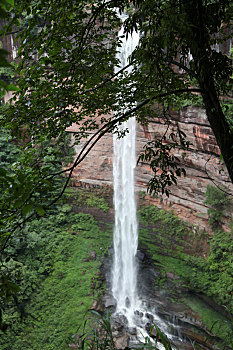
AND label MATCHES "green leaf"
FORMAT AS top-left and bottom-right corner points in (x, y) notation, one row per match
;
(7, 83), (20, 92)
(22, 203), (34, 216)
(36, 205), (45, 216)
